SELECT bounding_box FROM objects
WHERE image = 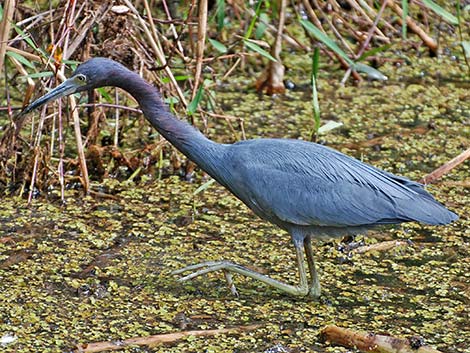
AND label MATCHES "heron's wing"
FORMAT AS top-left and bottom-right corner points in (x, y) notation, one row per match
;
(223, 139), (455, 227)
(234, 164), (402, 227)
